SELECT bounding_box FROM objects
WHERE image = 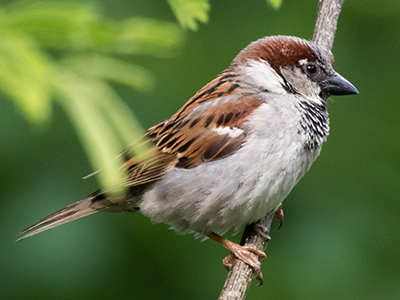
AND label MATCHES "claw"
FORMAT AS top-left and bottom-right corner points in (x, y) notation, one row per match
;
(254, 268), (264, 286)
(275, 204), (284, 229)
(254, 222), (272, 241)
(222, 253), (235, 271)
